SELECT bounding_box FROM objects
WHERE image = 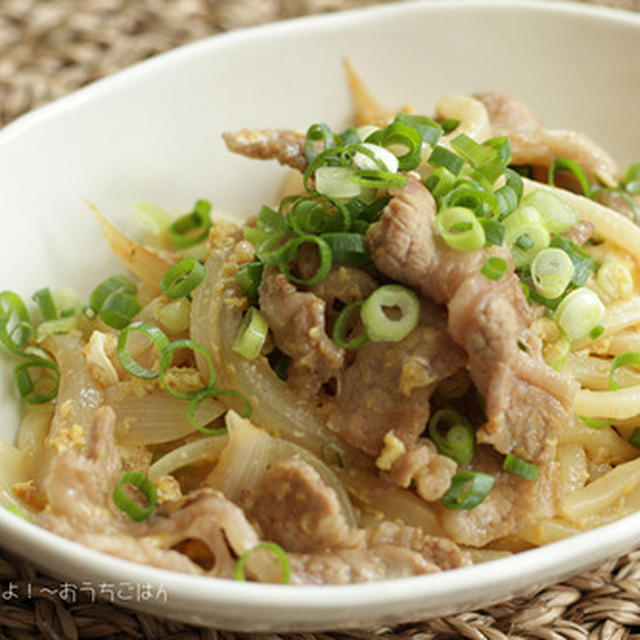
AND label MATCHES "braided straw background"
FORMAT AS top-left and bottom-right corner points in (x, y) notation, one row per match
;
(2, 0), (640, 638)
